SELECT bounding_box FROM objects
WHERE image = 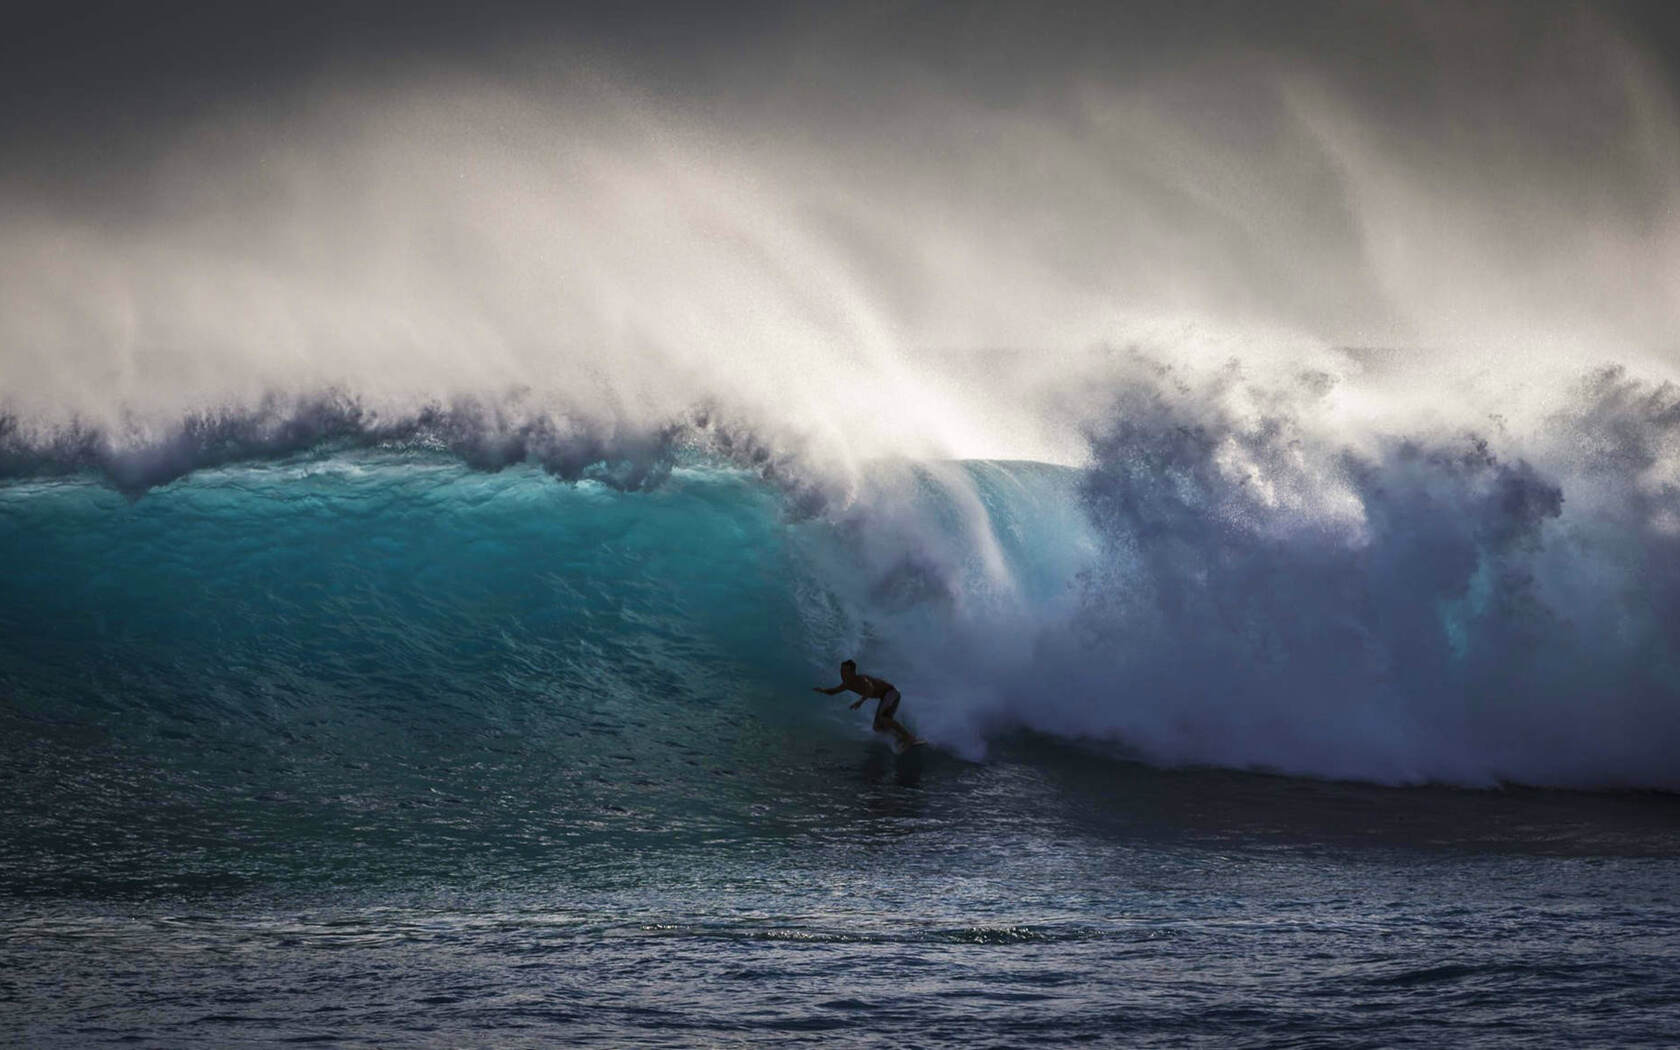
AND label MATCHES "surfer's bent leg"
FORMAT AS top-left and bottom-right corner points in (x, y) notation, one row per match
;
(873, 688), (901, 731)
